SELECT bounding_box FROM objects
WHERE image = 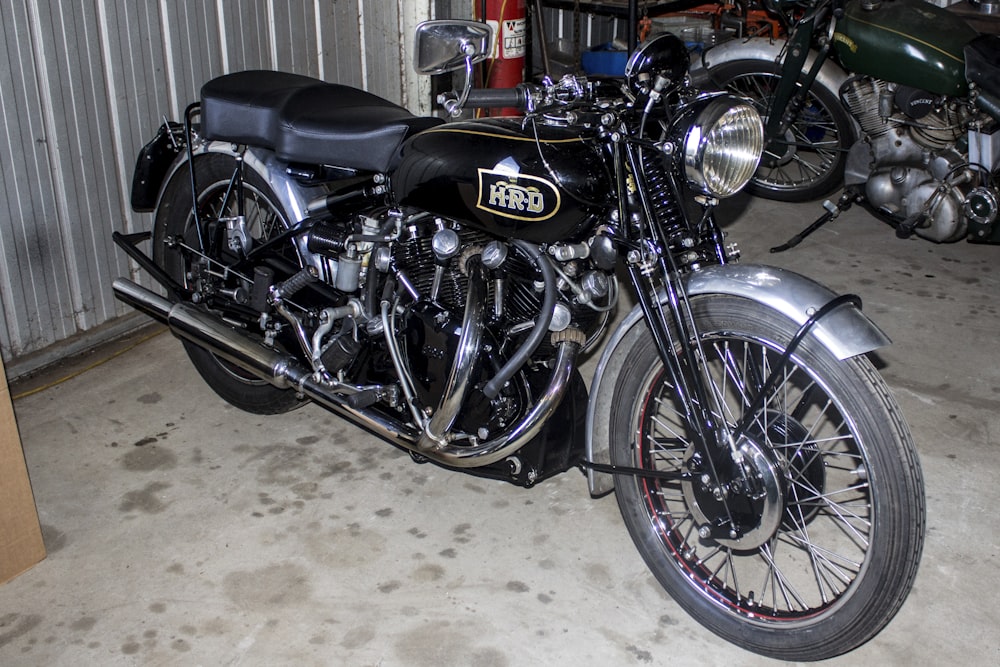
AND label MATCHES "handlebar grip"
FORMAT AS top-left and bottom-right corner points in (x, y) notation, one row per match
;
(464, 85), (529, 110)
